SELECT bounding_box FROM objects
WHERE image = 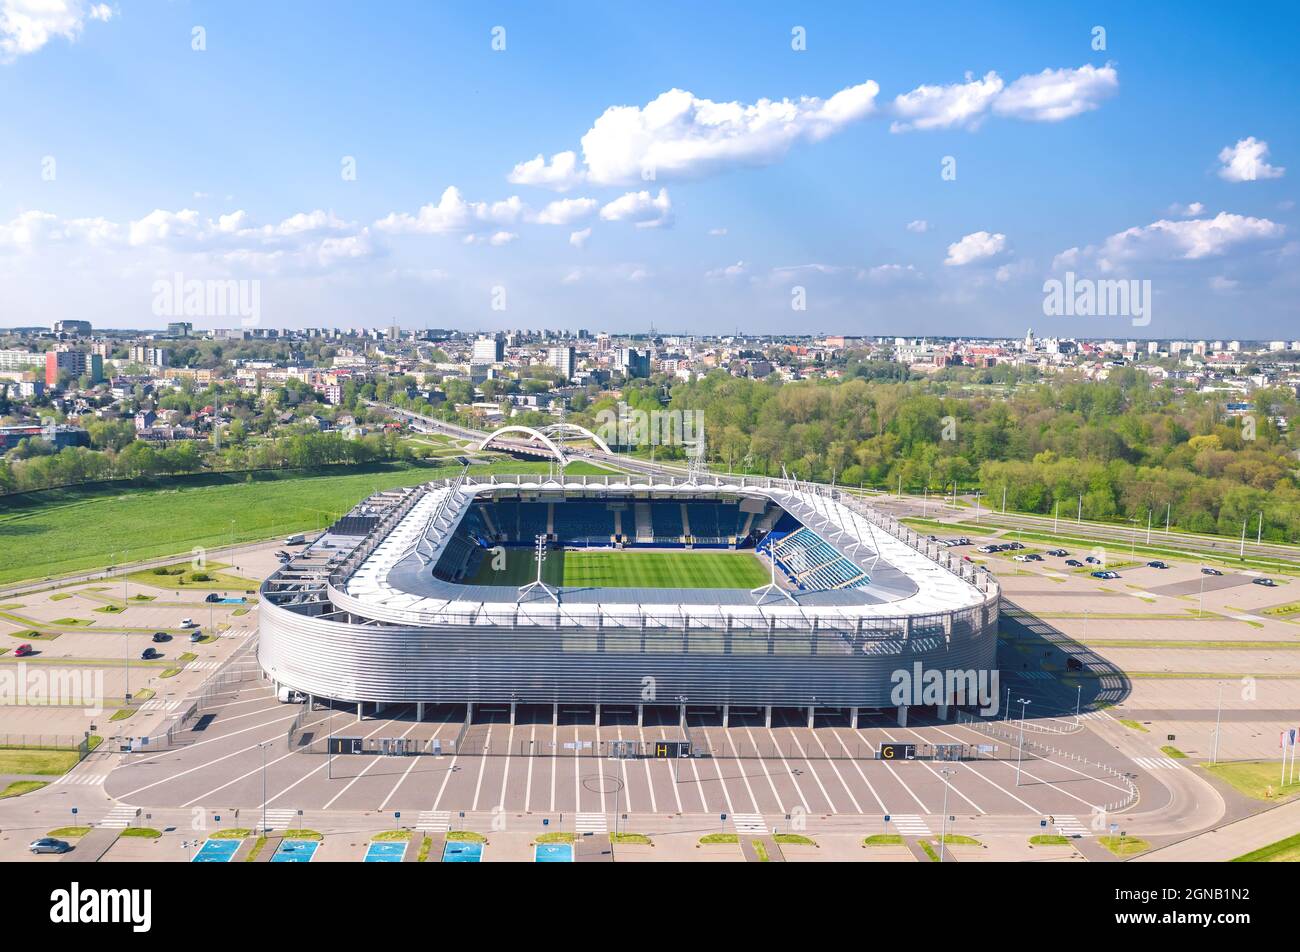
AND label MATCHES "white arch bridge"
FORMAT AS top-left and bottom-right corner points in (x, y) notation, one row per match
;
(477, 422), (613, 466)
